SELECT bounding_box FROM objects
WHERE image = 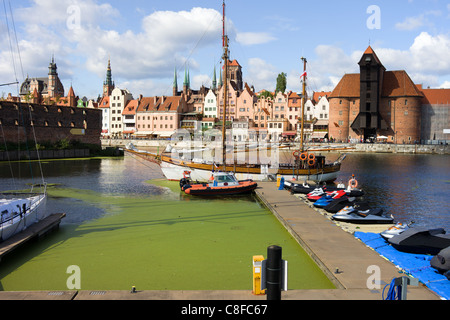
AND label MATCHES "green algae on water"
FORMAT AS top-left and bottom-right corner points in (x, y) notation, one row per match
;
(0, 183), (334, 291)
